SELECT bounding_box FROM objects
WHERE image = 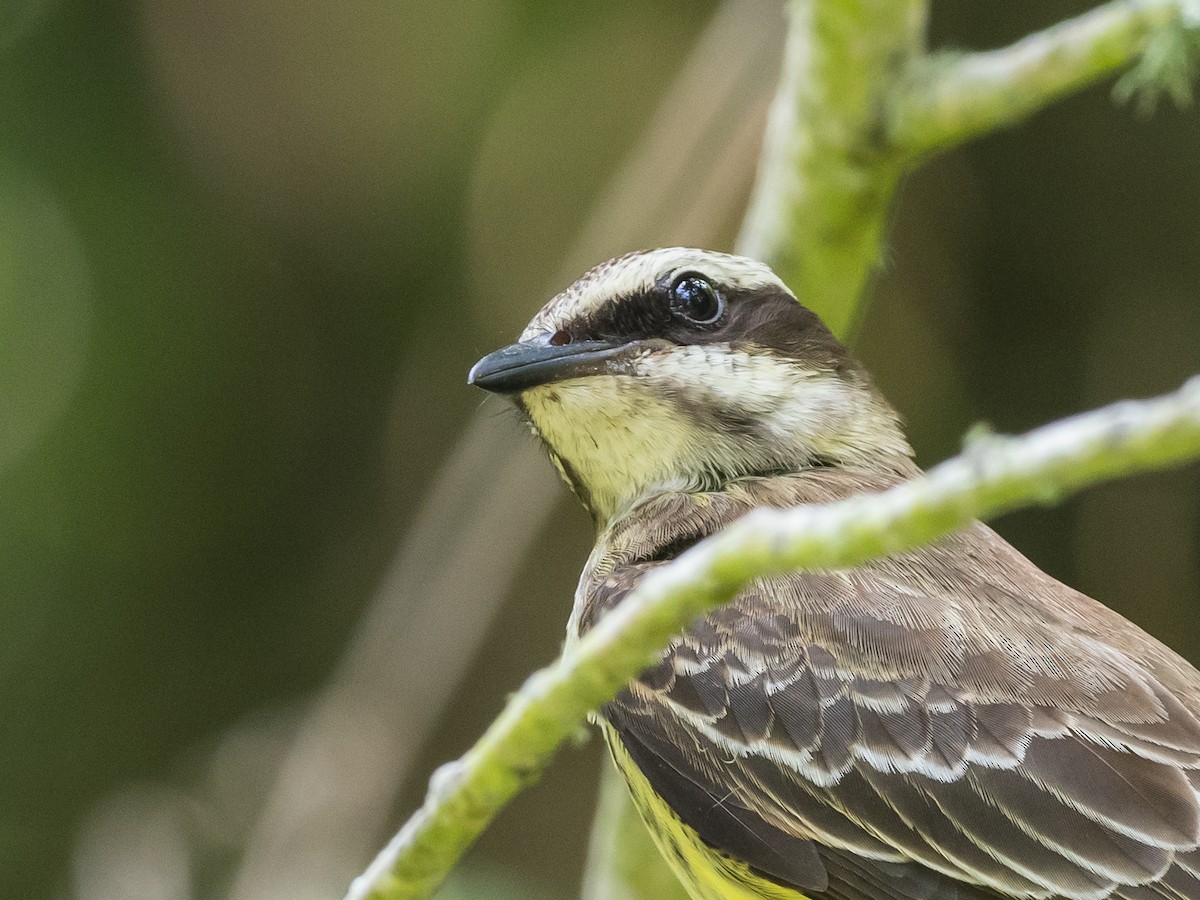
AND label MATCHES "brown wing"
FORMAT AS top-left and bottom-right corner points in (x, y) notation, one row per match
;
(593, 526), (1200, 900)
